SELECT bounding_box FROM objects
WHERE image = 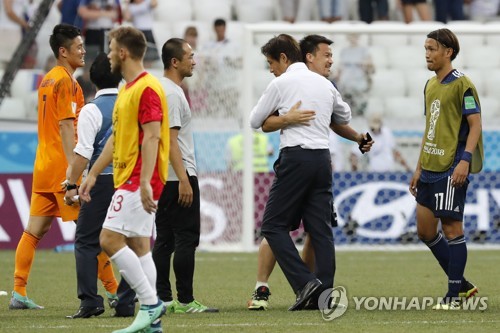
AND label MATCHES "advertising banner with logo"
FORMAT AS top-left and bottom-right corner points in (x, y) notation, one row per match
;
(1, 172), (498, 249)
